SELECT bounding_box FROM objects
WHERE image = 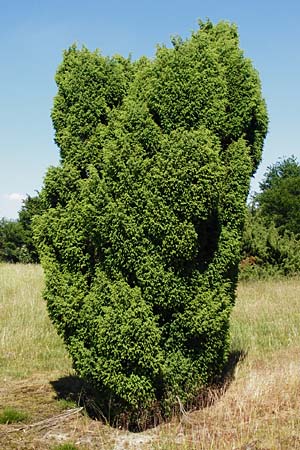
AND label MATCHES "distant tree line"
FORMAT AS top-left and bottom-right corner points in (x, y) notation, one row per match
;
(240, 156), (300, 278)
(0, 194), (41, 263)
